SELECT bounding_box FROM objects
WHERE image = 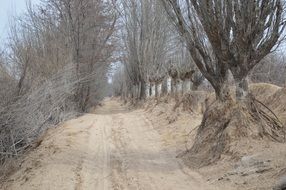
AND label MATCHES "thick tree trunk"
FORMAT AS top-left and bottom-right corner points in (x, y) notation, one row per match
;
(176, 80), (182, 95)
(182, 79), (191, 94)
(182, 80), (186, 94)
(234, 77), (249, 101)
(149, 84), (152, 97)
(230, 66), (250, 101)
(192, 83), (199, 91)
(214, 81), (231, 102)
